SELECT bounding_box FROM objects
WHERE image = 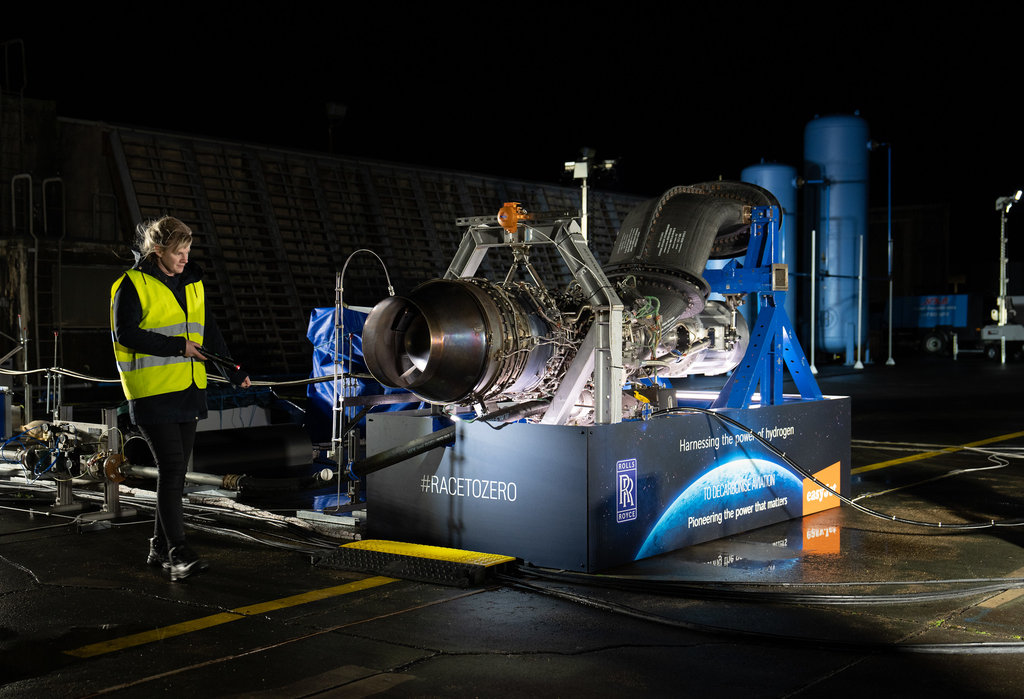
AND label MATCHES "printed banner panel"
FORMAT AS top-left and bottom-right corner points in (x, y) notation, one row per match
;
(366, 413), (591, 568)
(588, 398), (850, 570)
(366, 397), (850, 572)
